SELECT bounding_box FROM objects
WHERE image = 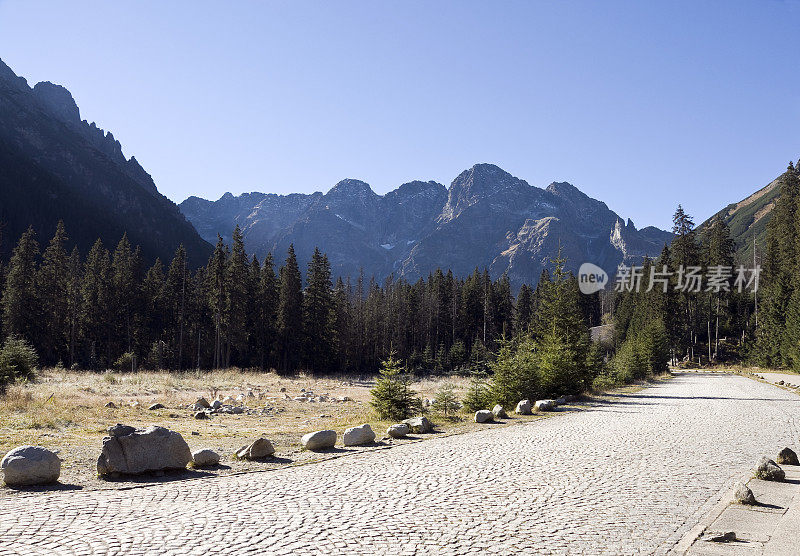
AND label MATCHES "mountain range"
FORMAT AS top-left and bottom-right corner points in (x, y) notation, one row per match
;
(180, 164), (673, 287)
(0, 58), (211, 265)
